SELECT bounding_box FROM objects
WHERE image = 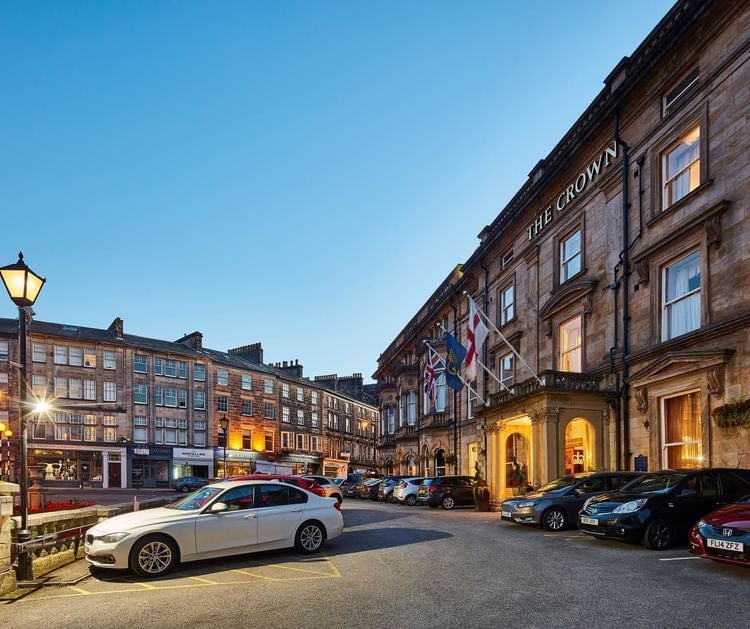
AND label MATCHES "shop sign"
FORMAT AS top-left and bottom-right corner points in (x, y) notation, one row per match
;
(221, 449), (256, 461)
(173, 447), (212, 460)
(526, 139), (618, 241)
(133, 448), (150, 456)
